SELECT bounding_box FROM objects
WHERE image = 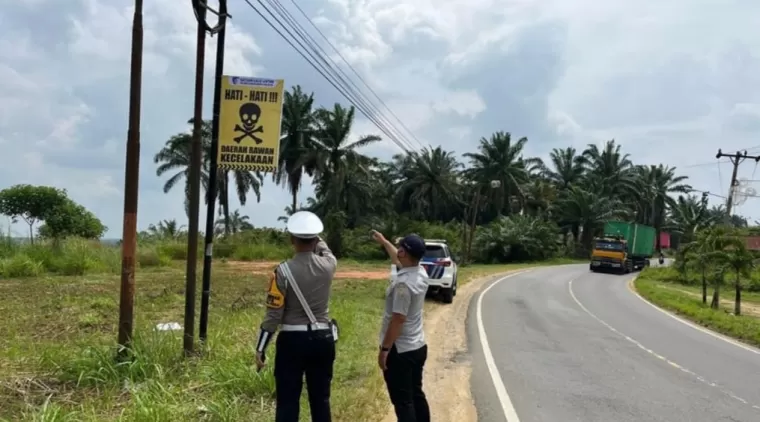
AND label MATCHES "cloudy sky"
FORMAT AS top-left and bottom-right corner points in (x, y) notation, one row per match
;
(2, 0), (760, 237)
